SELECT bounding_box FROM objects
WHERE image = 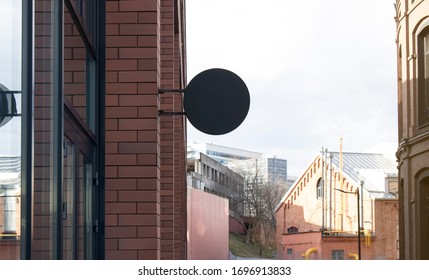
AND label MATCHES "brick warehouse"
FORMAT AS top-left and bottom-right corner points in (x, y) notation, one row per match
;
(0, 0), (187, 259)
